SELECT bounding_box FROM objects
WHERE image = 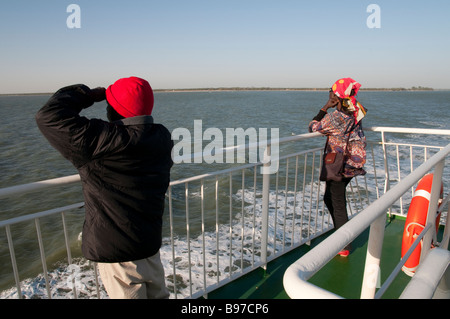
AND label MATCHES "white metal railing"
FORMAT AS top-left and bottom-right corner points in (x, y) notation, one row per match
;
(283, 142), (450, 299)
(400, 247), (450, 299)
(0, 127), (449, 299)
